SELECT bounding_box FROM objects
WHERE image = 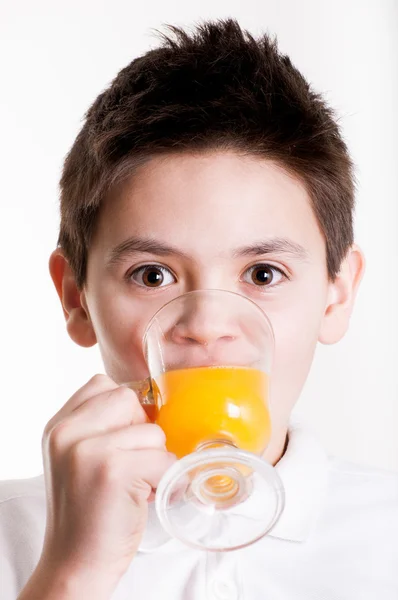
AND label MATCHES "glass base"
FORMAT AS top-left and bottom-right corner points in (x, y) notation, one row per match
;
(155, 448), (285, 551)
